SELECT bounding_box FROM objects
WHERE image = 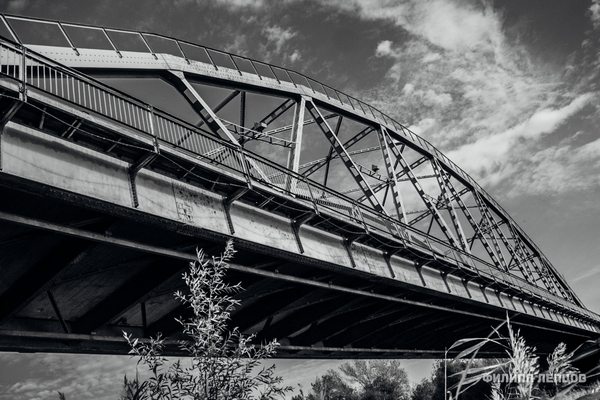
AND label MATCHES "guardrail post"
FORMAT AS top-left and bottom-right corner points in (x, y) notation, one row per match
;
(19, 46), (27, 102)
